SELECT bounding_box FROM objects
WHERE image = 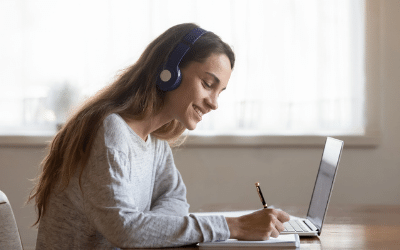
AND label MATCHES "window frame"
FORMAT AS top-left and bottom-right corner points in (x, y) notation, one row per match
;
(0, 0), (380, 148)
